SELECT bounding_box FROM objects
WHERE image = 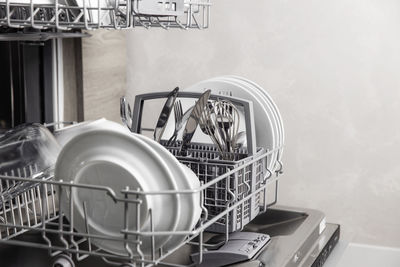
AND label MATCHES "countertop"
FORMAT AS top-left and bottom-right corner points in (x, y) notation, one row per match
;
(324, 242), (400, 267)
